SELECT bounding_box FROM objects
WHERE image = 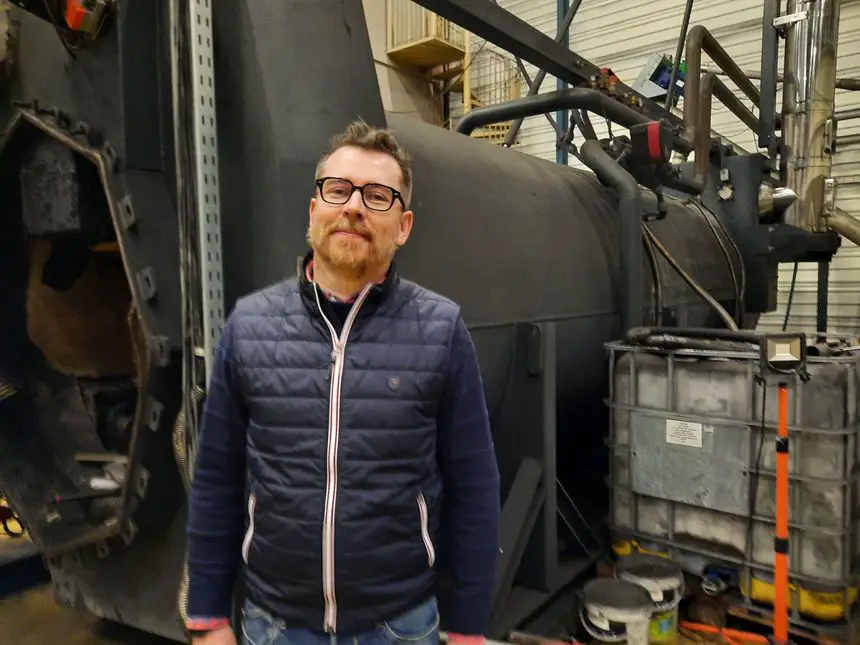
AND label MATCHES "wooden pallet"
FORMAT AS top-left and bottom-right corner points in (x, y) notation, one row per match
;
(725, 603), (850, 645)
